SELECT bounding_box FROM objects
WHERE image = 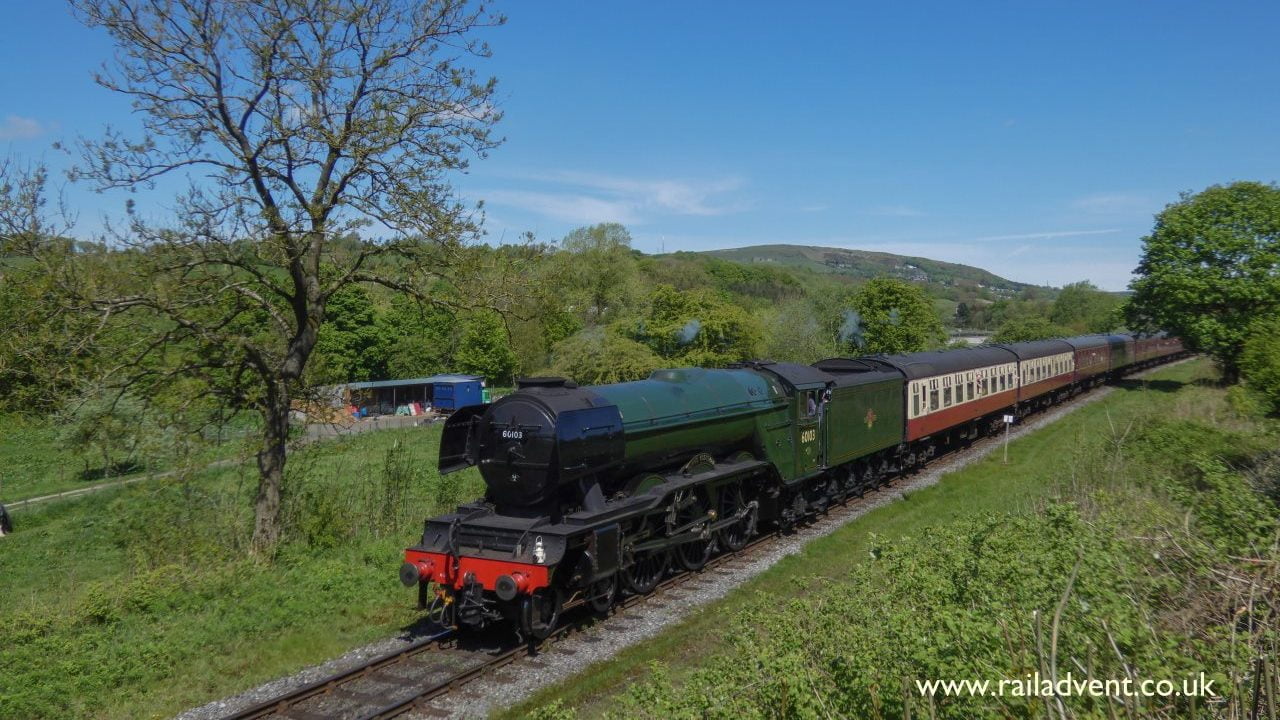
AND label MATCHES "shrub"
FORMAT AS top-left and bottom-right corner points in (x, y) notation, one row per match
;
(1240, 315), (1280, 413)
(548, 327), (665, 384)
